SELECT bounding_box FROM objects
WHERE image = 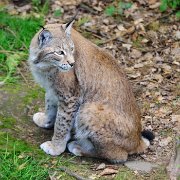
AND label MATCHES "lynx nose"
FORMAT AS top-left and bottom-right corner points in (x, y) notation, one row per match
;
(67, 61), (74, 67)
(69, 62), (74, 67)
